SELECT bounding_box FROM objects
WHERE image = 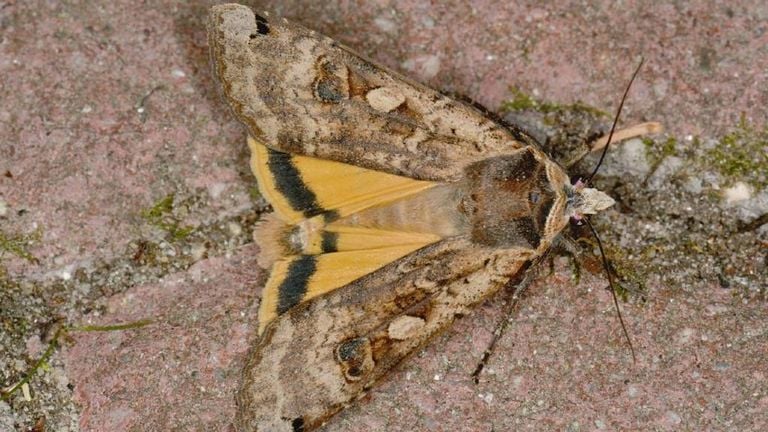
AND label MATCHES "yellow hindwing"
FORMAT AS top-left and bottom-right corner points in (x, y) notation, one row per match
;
(249, 136), (435, 223)
(249, 137), (445, 333)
